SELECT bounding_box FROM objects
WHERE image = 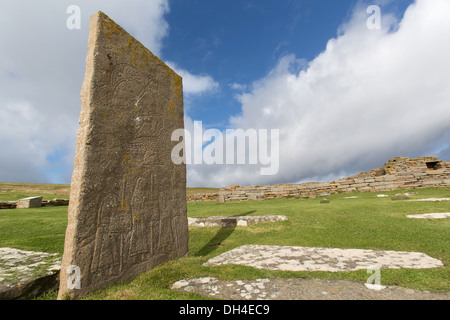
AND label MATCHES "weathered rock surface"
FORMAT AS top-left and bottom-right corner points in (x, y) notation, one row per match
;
(391, 193), (411, 200)
(203, 245), (444, 272)
(172, 277), (450, 300)
(188, 215), (288, 228)
(58, 11), (188, 300)
(407, 212), (450, 219)
(0, 248), (61, 300)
